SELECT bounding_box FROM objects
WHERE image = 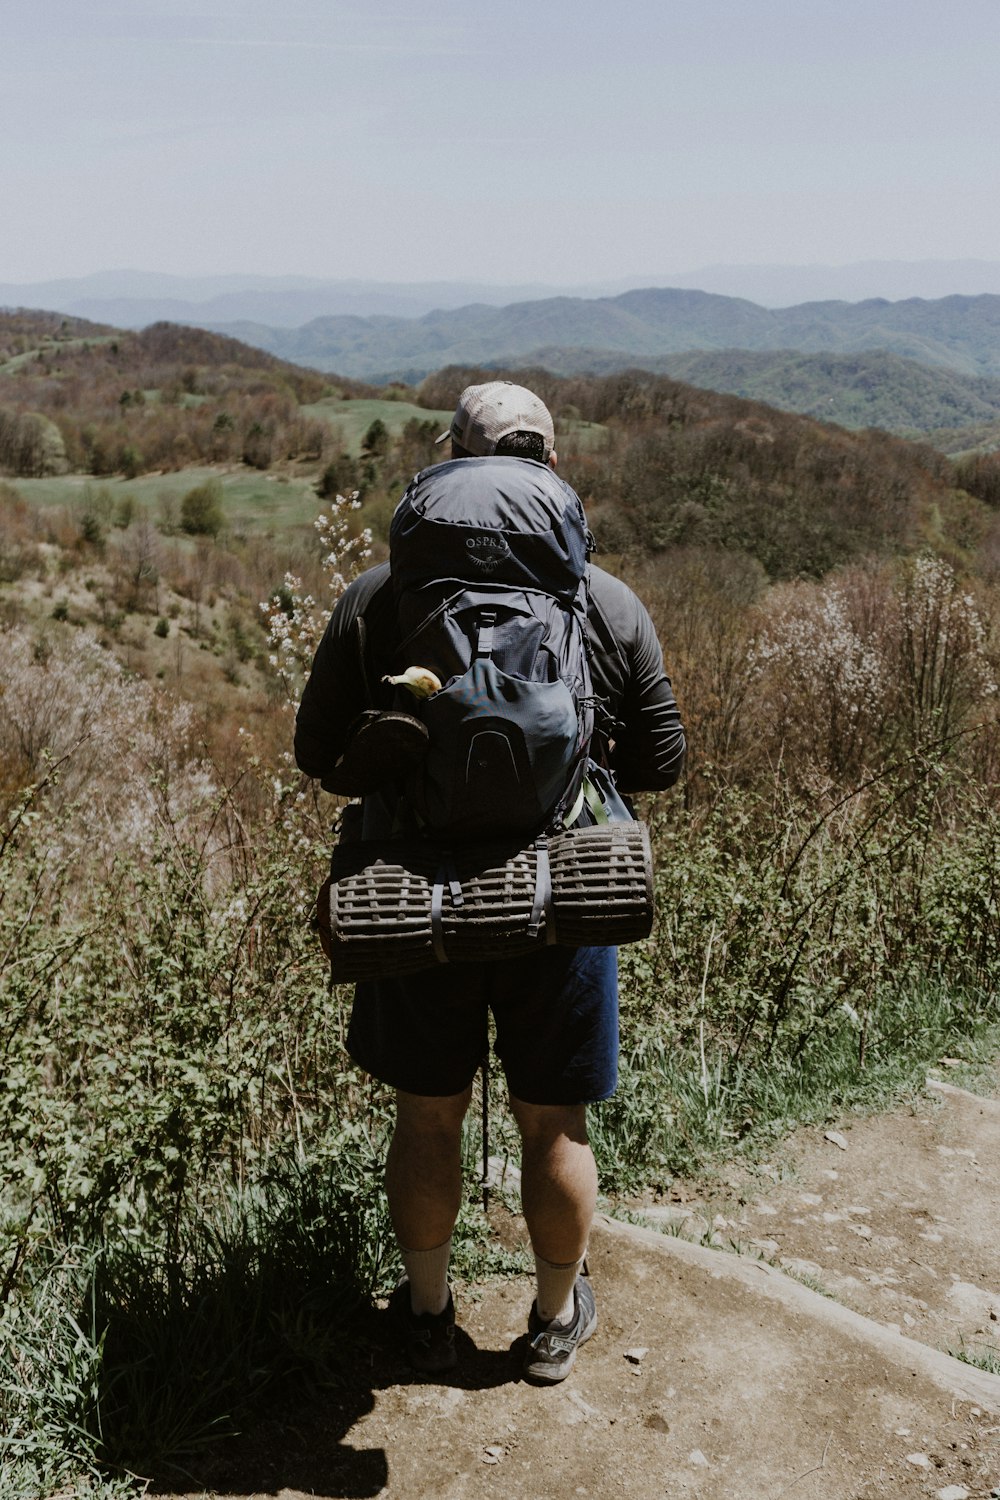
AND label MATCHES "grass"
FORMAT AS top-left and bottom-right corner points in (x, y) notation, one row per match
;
(301, 397), (452, 455)
(0, 1159), (394, 1489)
(588, 983), (1000, 1194)
(954, 1338), (1000, 1375)
(0, 334), (118, 377)
(11, 467), (324, 535)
